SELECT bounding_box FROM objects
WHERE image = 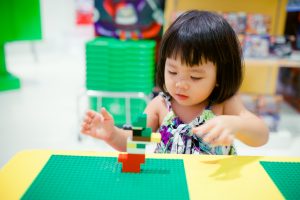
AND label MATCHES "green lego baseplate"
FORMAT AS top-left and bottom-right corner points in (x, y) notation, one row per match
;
(260, 161), (300, 200)
(21, 155), (190, 200)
